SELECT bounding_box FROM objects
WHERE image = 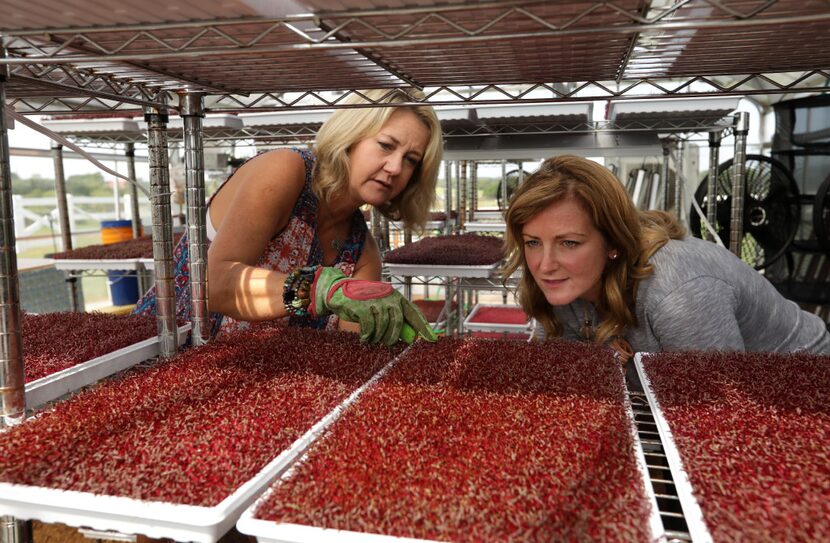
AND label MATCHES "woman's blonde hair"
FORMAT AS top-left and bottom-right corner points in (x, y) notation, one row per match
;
(313, 88), (443, 231)
(502, 155), (685, 344)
